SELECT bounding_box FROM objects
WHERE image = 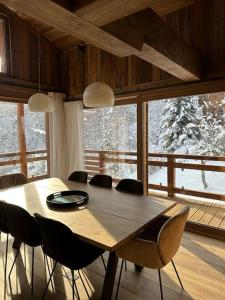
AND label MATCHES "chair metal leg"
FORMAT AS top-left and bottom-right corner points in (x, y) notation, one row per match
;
(4, 234), (9, 278)
(71, 270), (80, 300)
(8, 247), (20, 279)
(78, 270), (90, 299)
(31, 247), (34, 296)
(158, 269), (164, 300)
(42, 261), (57, 300)
(4, 234), (9, 300)
(101, 254), (107, 271)
(44, 254), (54, 291)
(71, 270), (75, 300)
(125, 260), (127, 270)
(115, 259), (125, 300)
(81, 269), (94, 294)
(171, 260), (184, 290)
